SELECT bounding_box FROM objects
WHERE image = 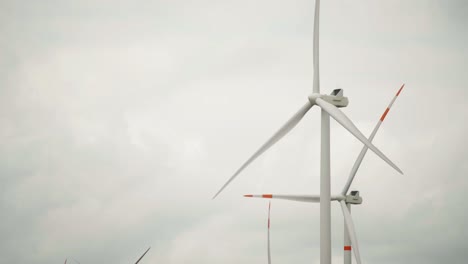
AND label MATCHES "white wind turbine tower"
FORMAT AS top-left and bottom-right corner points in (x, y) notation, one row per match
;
(245, 84), (406, 264)
(212, 0), (403, 263)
